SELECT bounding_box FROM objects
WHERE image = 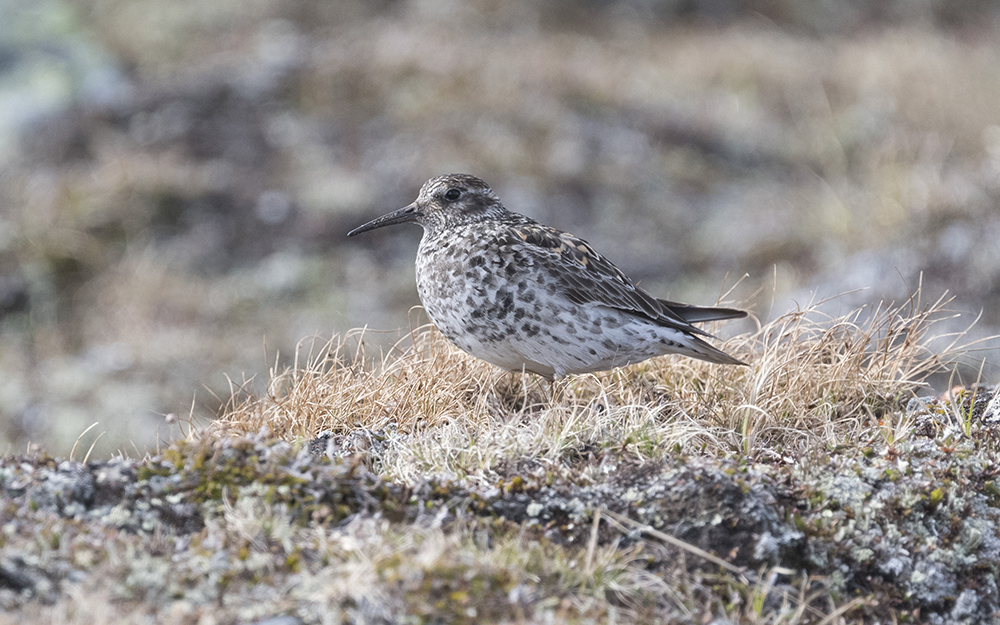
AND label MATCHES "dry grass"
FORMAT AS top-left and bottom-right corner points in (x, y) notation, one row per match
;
(215, 288), (982, 481)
